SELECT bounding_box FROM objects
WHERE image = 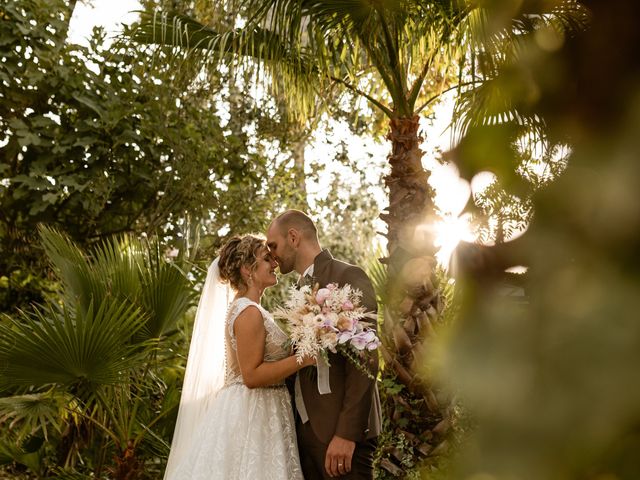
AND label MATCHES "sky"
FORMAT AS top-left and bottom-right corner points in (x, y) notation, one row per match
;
(68, 0), (141, 44)
(68, 1), (477, 266)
